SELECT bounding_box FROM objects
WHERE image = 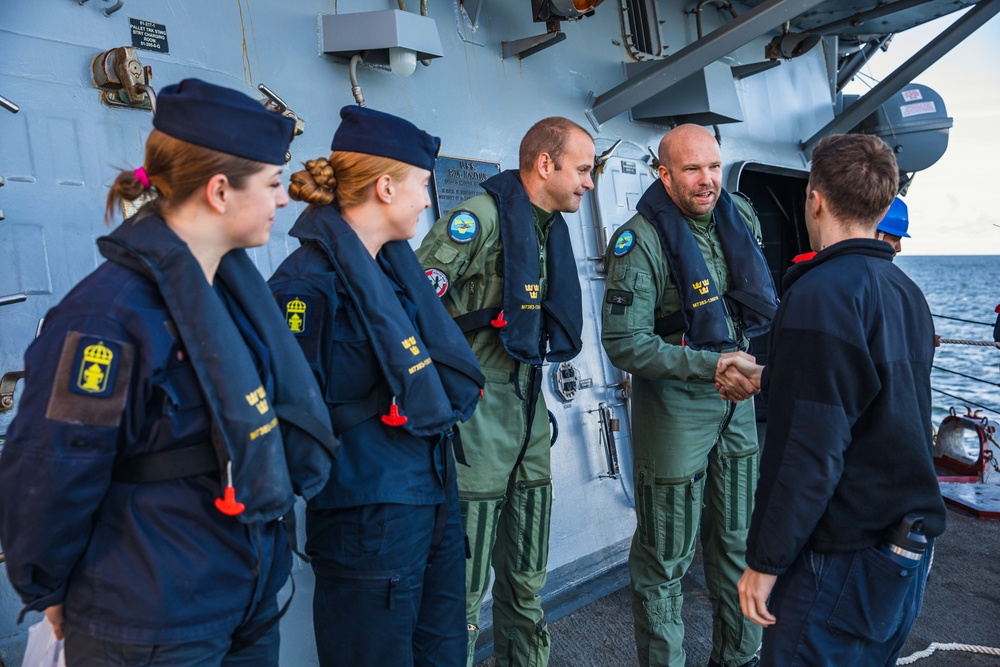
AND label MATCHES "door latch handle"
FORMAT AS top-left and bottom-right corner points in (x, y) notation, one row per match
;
(92, 46), (154, 111)
(258, 83), (305, 162)
(258, 83), (305, 135)
(0, 94), (17, 114)
(0, 294), (26, 308)
(0, 371), (25, 413)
